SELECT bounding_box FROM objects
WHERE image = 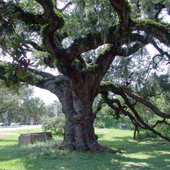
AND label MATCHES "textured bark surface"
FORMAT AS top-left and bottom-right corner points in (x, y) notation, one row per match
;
(64, 113), (97, 151)
(56, 70), (117, 152)
(62, 91), (117, 152)
(61, 73), (100, 151)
